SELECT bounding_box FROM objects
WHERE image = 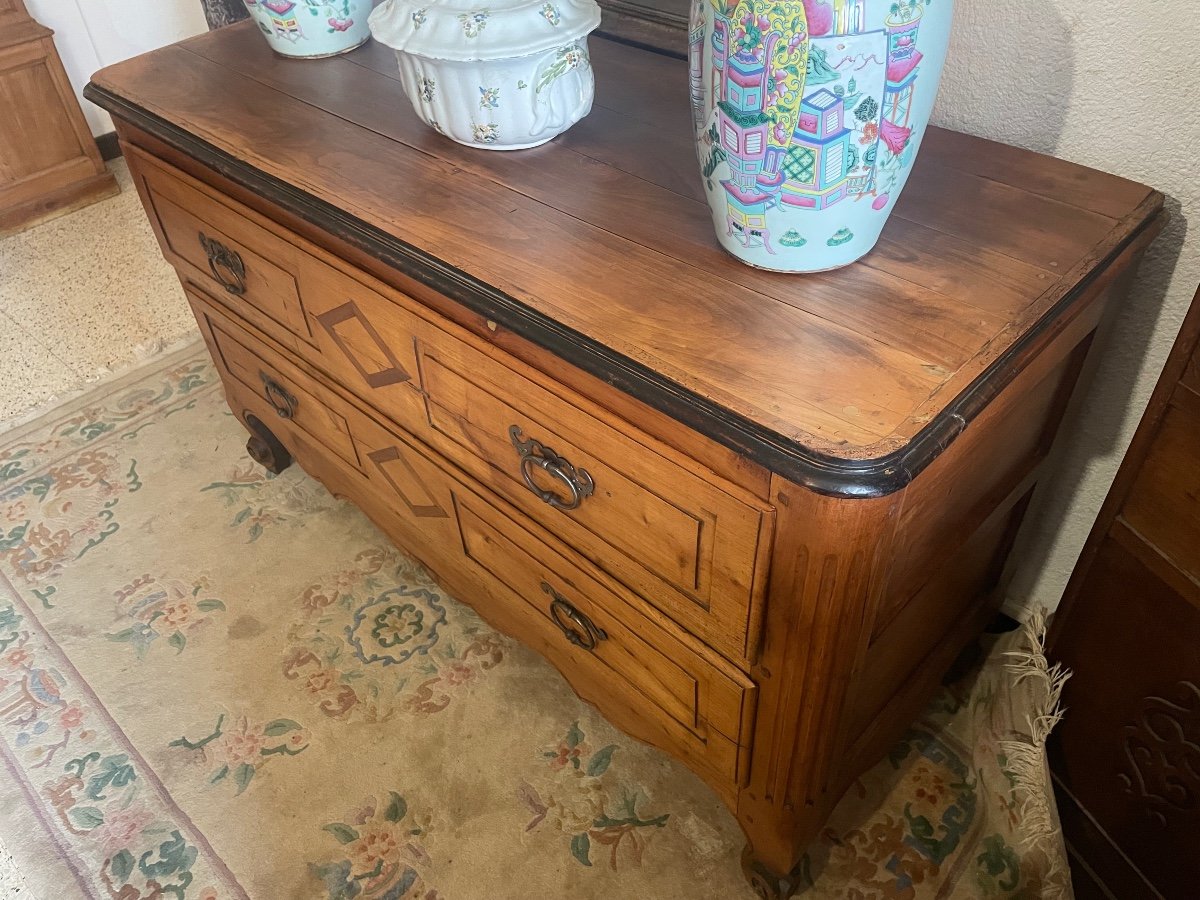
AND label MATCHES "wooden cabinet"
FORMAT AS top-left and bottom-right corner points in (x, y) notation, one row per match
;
(0, 0), (117, 234)
(85, 20), (1164, 898)
(1050, 287), (1200, 900)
